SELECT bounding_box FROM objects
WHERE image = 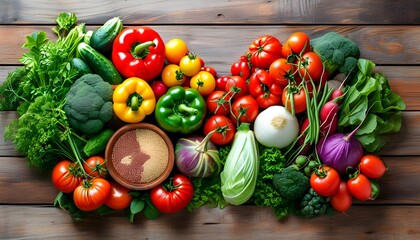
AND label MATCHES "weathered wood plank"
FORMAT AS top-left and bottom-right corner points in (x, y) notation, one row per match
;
(0, 25), (418, 66)
(1, 205), (420, 240)
(1, 0), (419, 25)
(1, 154), (419, 204)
